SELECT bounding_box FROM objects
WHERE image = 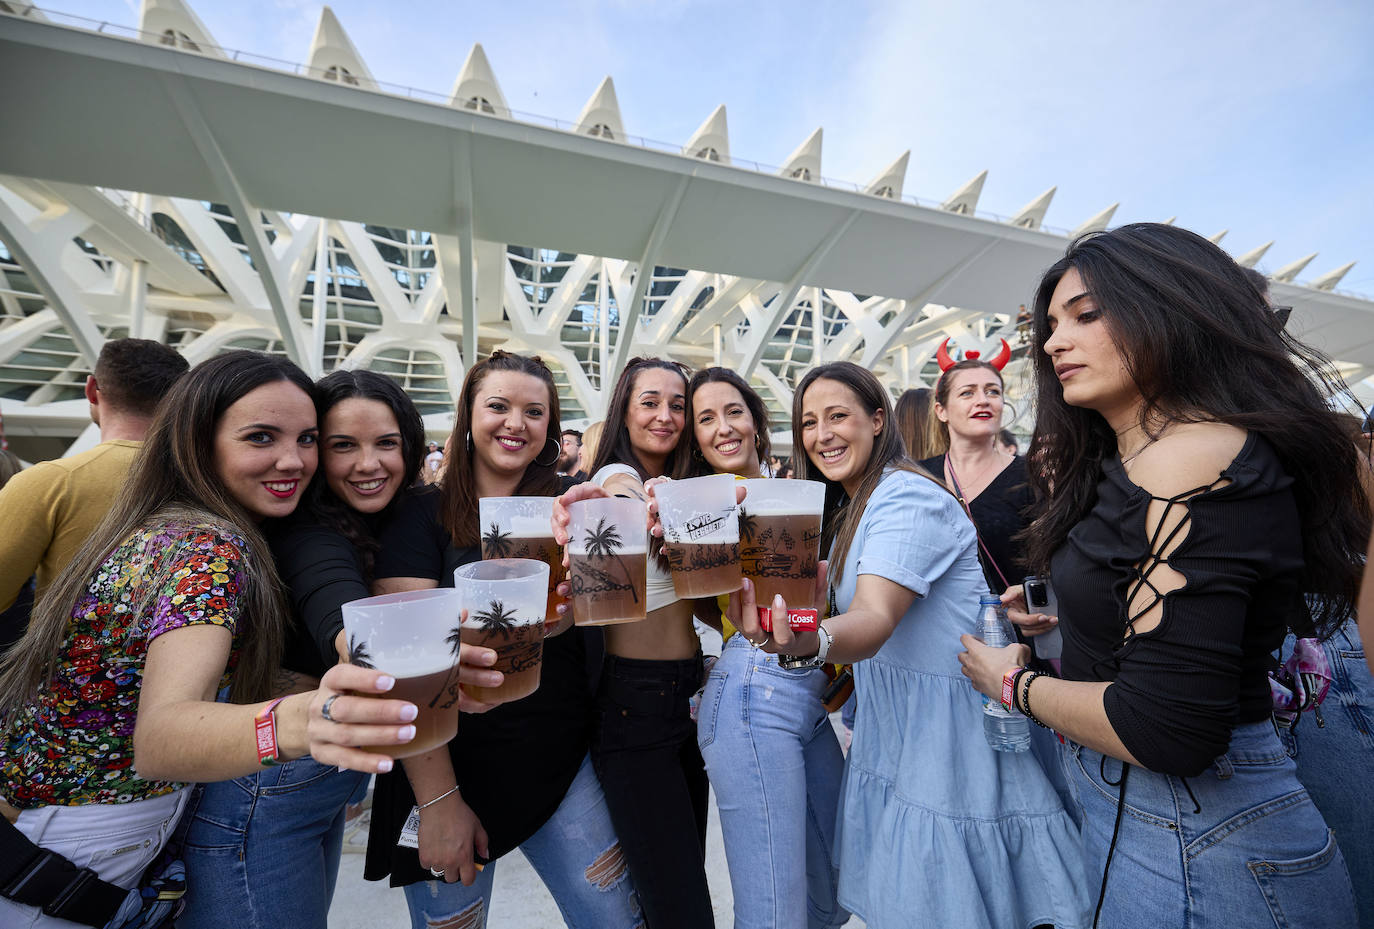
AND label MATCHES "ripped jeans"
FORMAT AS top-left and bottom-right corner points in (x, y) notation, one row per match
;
(402, 753), (642, 929)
